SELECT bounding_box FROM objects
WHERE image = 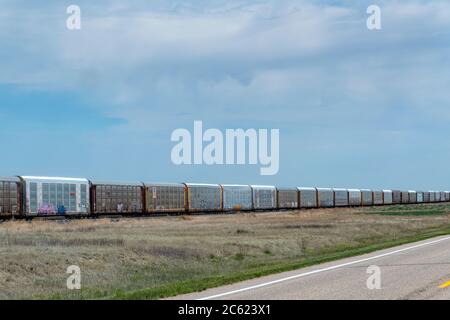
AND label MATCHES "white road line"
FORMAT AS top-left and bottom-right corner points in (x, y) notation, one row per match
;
(198, 235), (450, 300)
